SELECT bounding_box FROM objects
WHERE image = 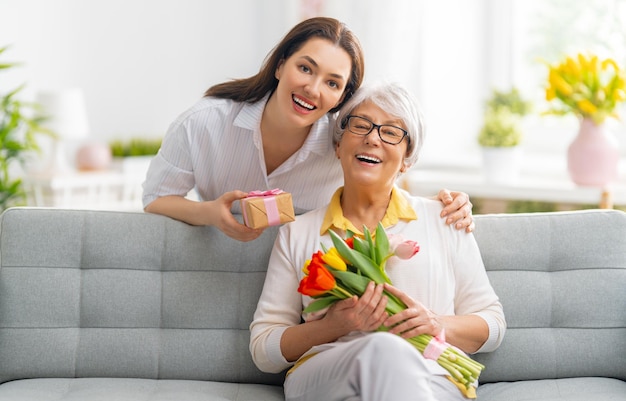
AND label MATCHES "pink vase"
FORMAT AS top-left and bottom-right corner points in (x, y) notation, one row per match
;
(76, 142), (112, 171)
(567, 118), (620, 187)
